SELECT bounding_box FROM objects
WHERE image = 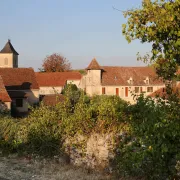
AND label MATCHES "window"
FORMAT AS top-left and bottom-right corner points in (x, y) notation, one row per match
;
(102, 87), (106, 94)
(147, 87), (153, 92)
(125, 87), (128, 97)
(16, 99), (23, 107)
(140, 87), (143, 93)
(4, 58), (8, 65)
(144, 77), (149, 85)
(135, 87), (139, 93)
